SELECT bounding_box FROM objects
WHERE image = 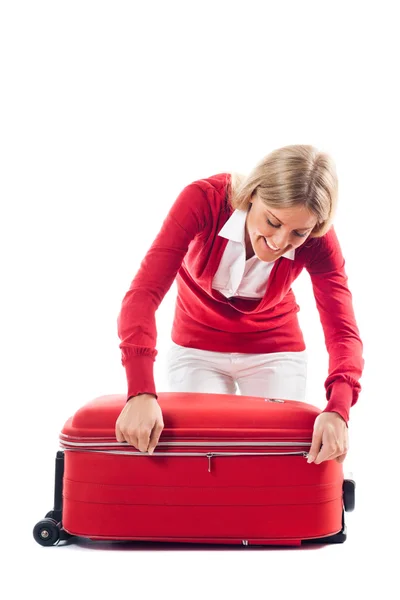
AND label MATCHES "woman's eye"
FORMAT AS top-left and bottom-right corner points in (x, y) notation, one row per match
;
(267, 219), (279, 228)
(267, 219), (307, 238)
